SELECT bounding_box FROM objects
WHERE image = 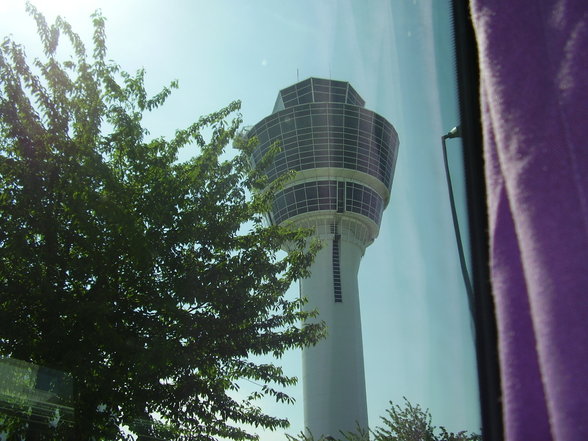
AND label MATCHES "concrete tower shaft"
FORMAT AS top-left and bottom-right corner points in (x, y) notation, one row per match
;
(247, 78), (399, 437)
